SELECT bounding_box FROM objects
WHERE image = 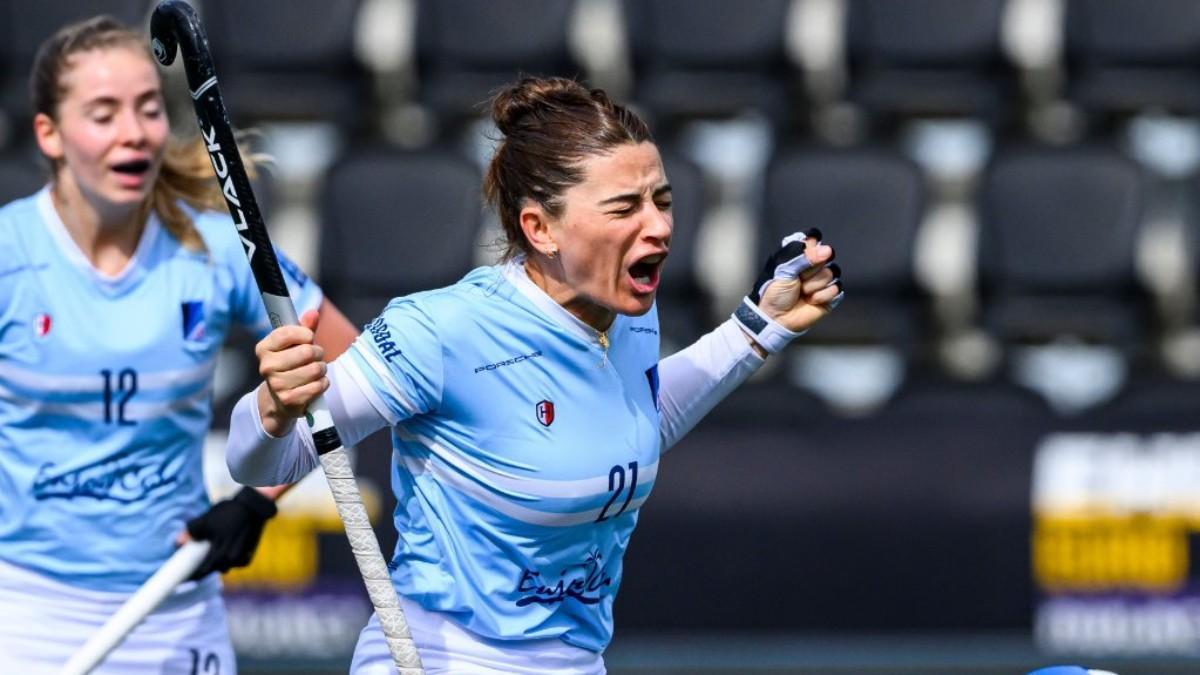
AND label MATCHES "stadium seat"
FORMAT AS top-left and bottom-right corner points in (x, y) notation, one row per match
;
(0, 0), (150, 144)
(318, 145), (483, 326)
(977, 145), (1147, 347)
(200, 0), (368, 130)
(414, 0), (581, 130)
(621, 0), (797, 132)
(845, 0), (1012, 130)
(760, 145), (927, 413)
(763, 145), (927, 349)
(1064, 0), (1200, 119)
